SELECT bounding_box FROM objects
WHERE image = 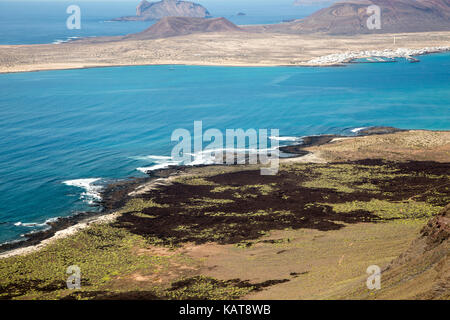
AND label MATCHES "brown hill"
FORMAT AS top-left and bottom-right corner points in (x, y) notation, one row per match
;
(347, 204), (450, 299)
(253, 0), (450, 35)
(115, 0), (211, 21)
(378, 204), (449, 299)
(125, 17), (243, 40)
